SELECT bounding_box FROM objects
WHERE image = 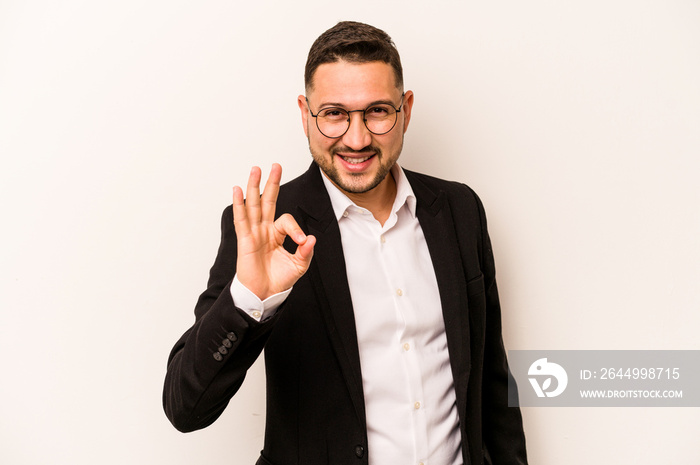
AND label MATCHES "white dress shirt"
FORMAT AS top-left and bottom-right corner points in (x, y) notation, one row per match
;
(232, 164), (462, 465)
